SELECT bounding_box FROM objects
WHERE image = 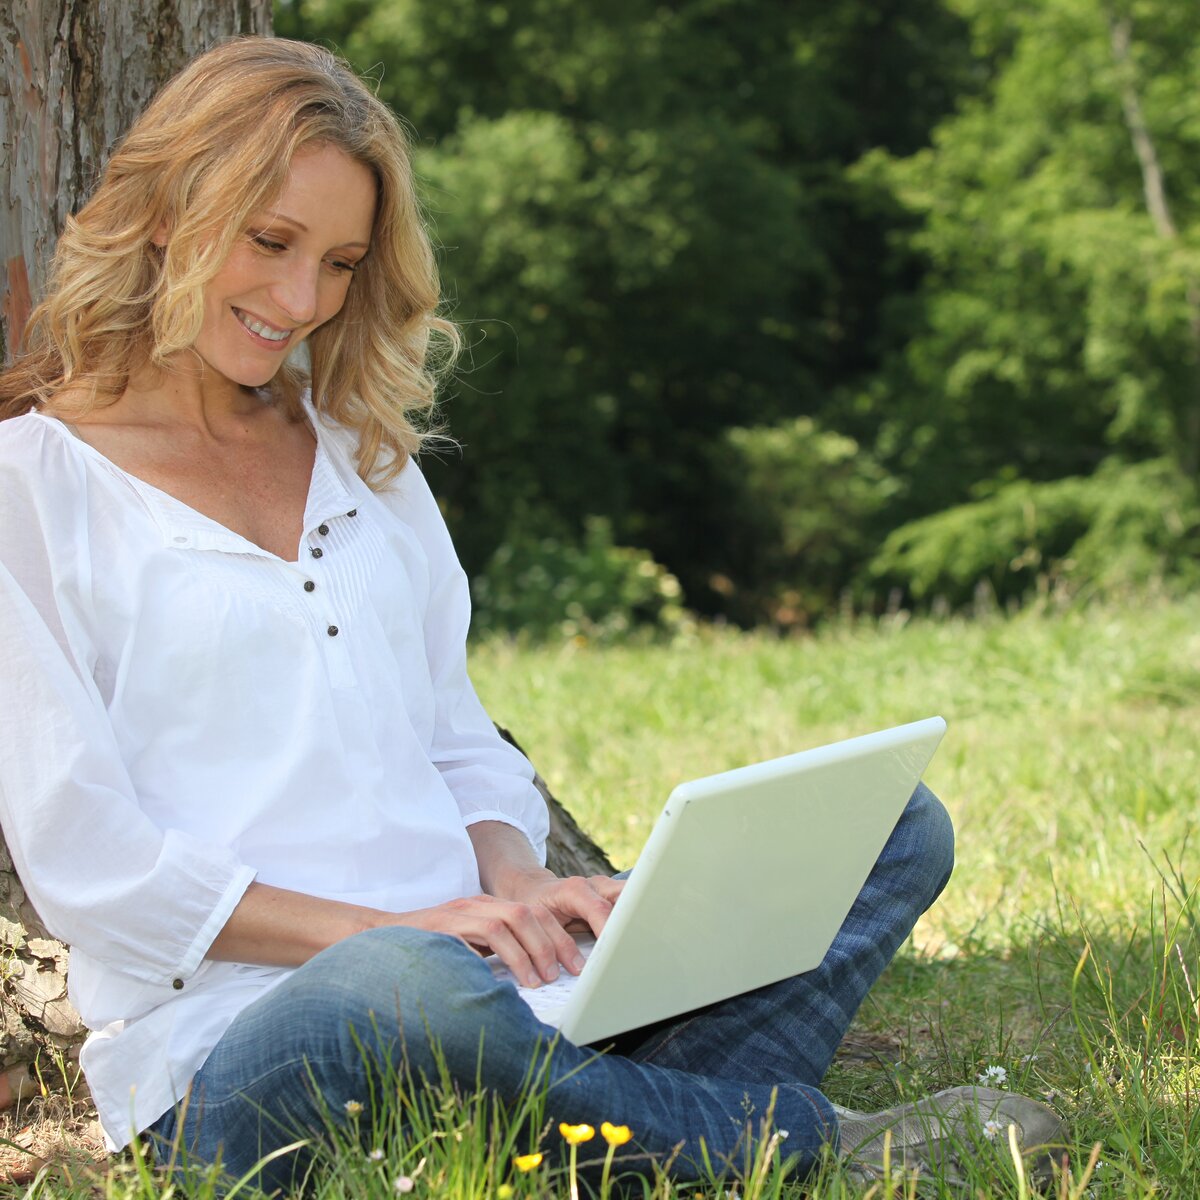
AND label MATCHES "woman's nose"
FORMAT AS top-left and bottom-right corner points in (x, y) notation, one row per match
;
(272, 260), (320, 325)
